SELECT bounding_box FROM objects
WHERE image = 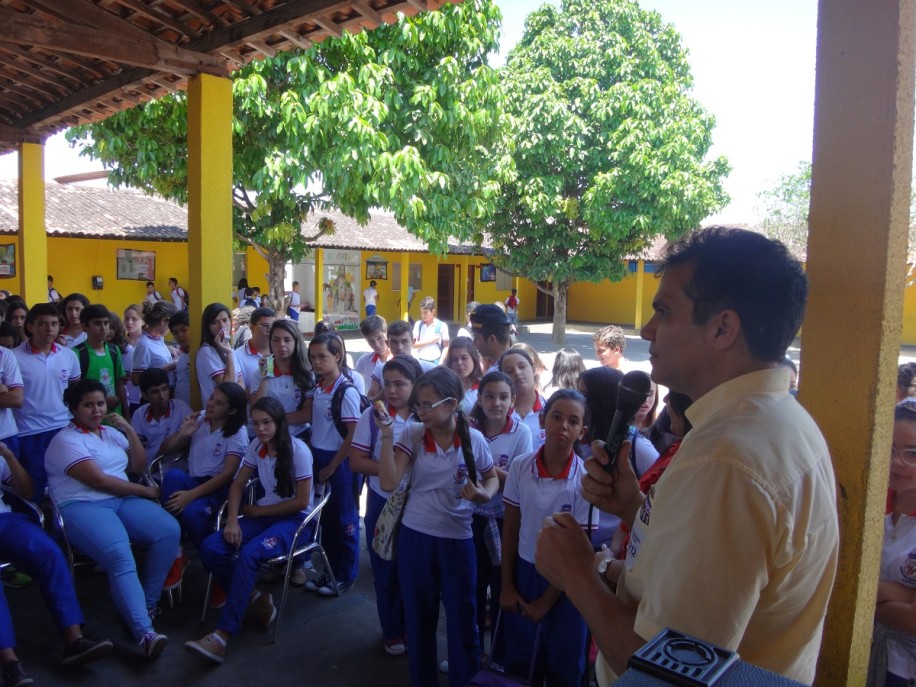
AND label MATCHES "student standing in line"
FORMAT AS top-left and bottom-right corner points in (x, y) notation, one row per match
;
(447, 338), (483, 414)
(378, 367), (499, 687)
(412, 297), (450, 366)
(122, 304), (144, 414)
(168, 311), (192, 408)
(249, 320), (313, 440)
(236, 308), (276, 409)
(356, 315), (392, 399)
(498, 349), (546, 450)
(363, 280), (380, 317)
(131, 301), (178, 388)
(72, 305), (130, 419)
(196, 303), (242, 405)
(58, 293), (89, 349)
(169, 278), (188, 311)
